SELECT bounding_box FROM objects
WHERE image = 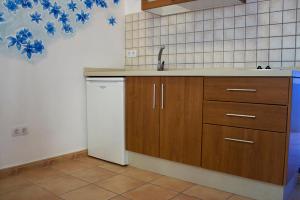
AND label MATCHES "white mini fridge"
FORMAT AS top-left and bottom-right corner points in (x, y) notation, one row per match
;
(86, 77), (128, 165)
